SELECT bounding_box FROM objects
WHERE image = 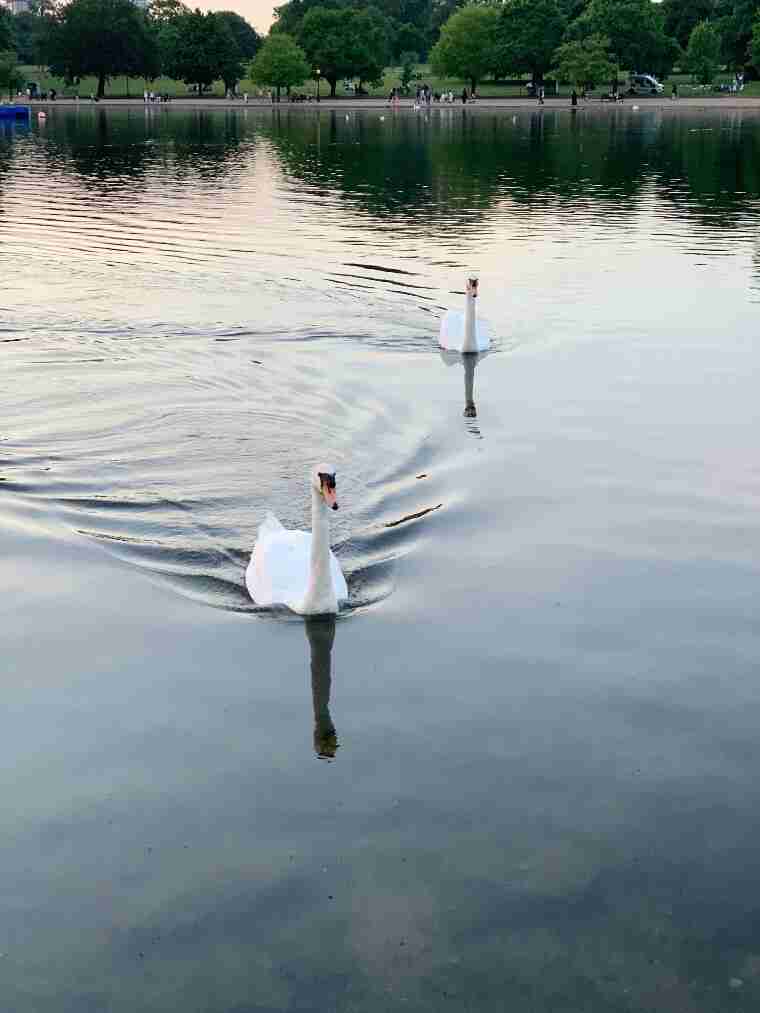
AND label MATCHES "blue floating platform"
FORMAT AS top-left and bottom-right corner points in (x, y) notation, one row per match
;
(0, 105), (31, 120)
